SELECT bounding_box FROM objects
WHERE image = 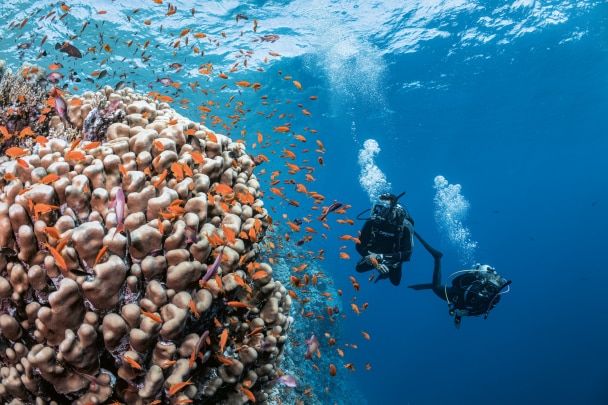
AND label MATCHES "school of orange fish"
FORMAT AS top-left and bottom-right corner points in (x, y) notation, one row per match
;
(1, 3), (377, 404)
